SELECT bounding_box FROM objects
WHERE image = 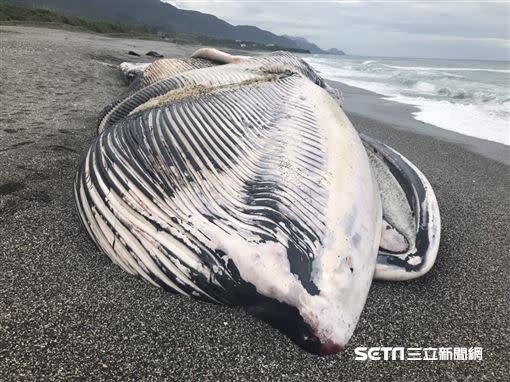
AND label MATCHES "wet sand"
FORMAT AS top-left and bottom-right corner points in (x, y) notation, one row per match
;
(1, 26), (509, 381)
